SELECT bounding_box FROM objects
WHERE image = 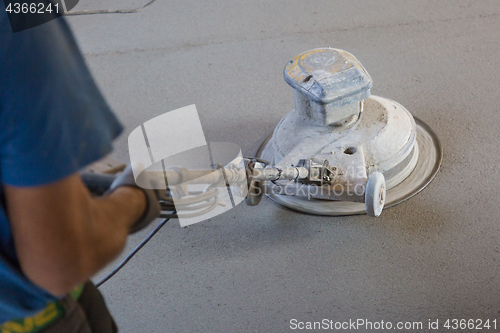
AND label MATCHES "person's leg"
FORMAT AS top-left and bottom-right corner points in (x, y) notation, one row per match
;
(77, 282), (118, 333)
(41, 281), (117, 333)
(39, 296), (92, 333)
